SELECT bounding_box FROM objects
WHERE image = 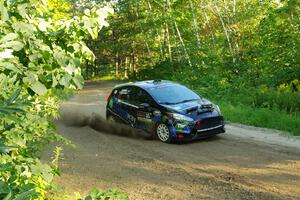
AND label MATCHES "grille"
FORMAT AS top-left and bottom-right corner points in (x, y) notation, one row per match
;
(194, 116), (224, 130)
